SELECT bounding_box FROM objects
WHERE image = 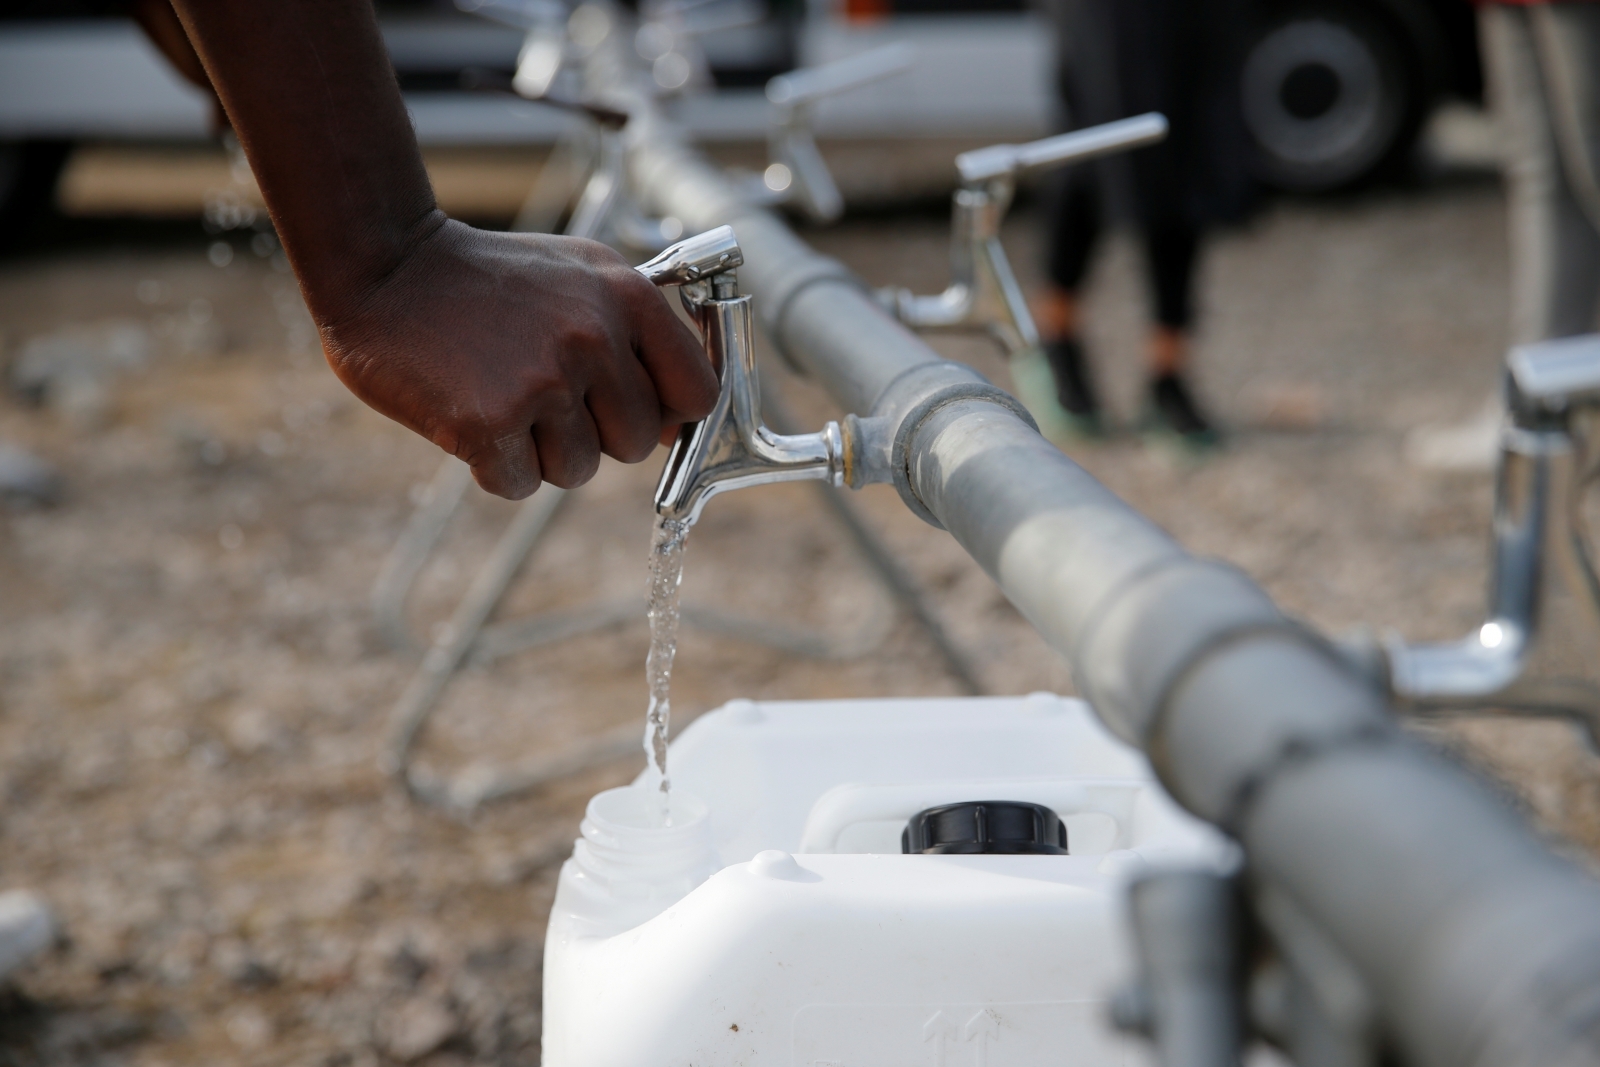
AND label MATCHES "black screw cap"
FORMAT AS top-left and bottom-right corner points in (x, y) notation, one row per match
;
(901, 800), (1069, 855)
